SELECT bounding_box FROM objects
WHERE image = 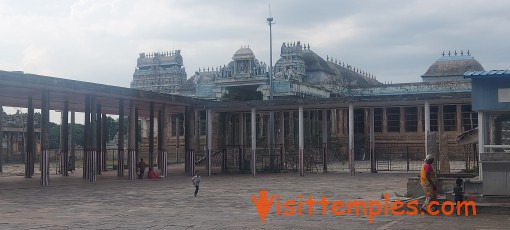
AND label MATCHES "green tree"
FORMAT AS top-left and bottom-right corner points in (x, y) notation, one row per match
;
(48, 122), (60, 149)
(47, 122), (85, 149)
(72, 123), (84, 148)
(105, 116), (118, 142)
